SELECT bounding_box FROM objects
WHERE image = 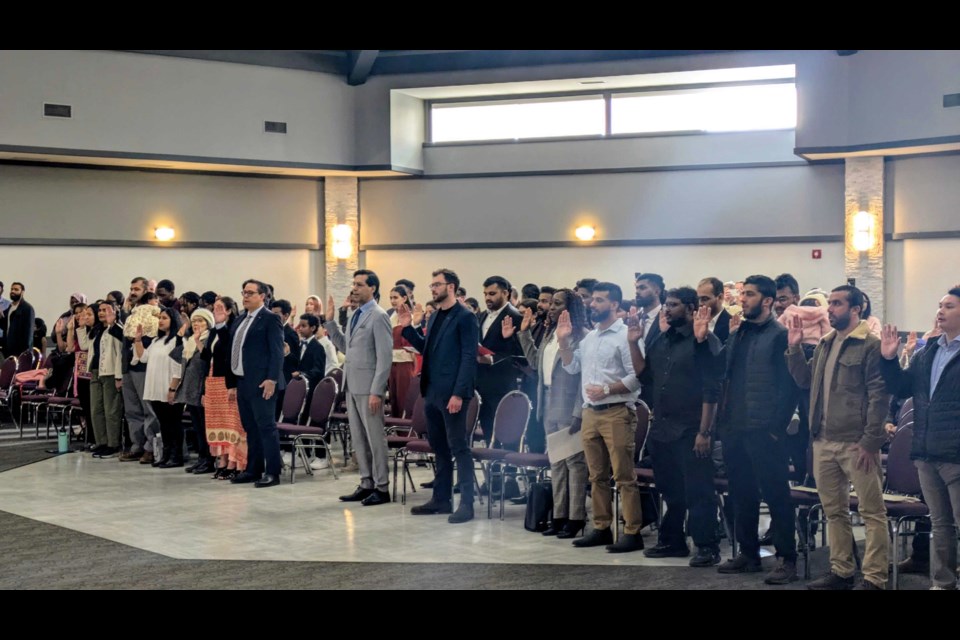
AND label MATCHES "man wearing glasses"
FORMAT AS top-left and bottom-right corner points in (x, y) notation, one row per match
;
(399, 269), (479, 523)
(229, 279), (286, 488)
